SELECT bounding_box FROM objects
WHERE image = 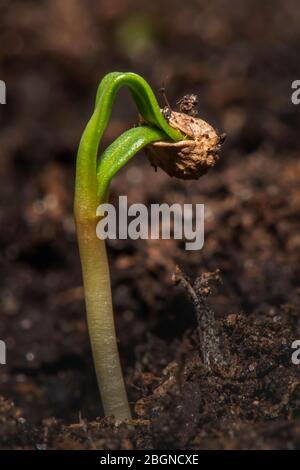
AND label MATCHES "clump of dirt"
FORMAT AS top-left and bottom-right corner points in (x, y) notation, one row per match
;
(132, 271), (300, 449)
